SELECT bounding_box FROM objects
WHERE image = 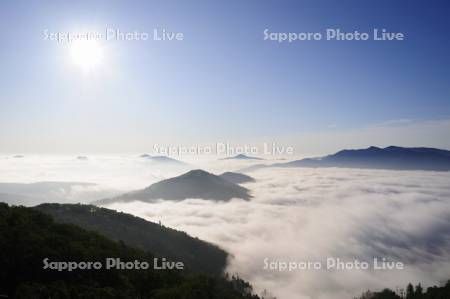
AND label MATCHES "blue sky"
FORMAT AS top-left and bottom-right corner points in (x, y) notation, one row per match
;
(1, 0), (450, 154)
